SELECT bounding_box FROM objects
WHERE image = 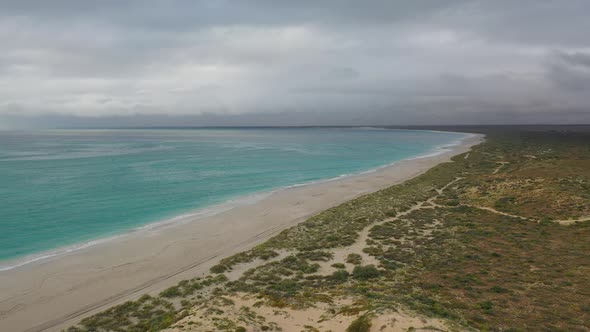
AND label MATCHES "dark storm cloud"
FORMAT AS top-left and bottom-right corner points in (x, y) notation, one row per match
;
(431, 1), (590, 47)
(556, 52), (590, 68)
(0, 0), (589, 128)
(541, 50), (590, 95)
